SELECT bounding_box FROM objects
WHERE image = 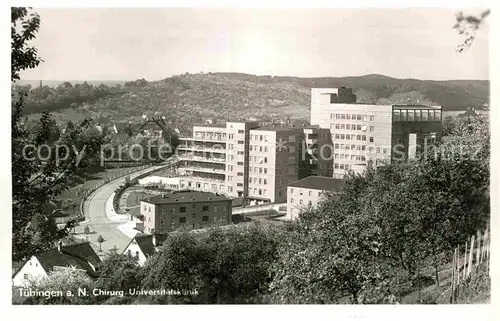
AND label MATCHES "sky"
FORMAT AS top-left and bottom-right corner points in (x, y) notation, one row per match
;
(20, 7), (490, 81)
